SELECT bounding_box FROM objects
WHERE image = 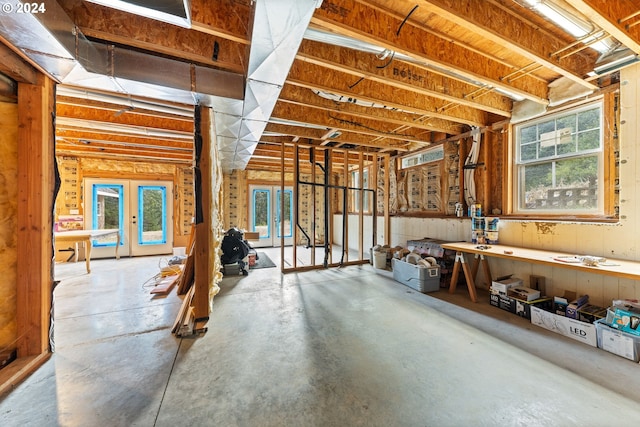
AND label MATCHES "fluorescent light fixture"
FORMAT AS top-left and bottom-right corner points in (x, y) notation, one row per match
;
(536, 3), (586, 38)
(592, 51), (639, 75)
(86, 0), (191, 28)
(525, 0), (612, 53)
